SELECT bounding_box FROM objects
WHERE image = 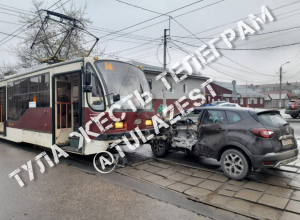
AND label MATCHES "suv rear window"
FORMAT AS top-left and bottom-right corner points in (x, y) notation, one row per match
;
(258, 113), (287, 127)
